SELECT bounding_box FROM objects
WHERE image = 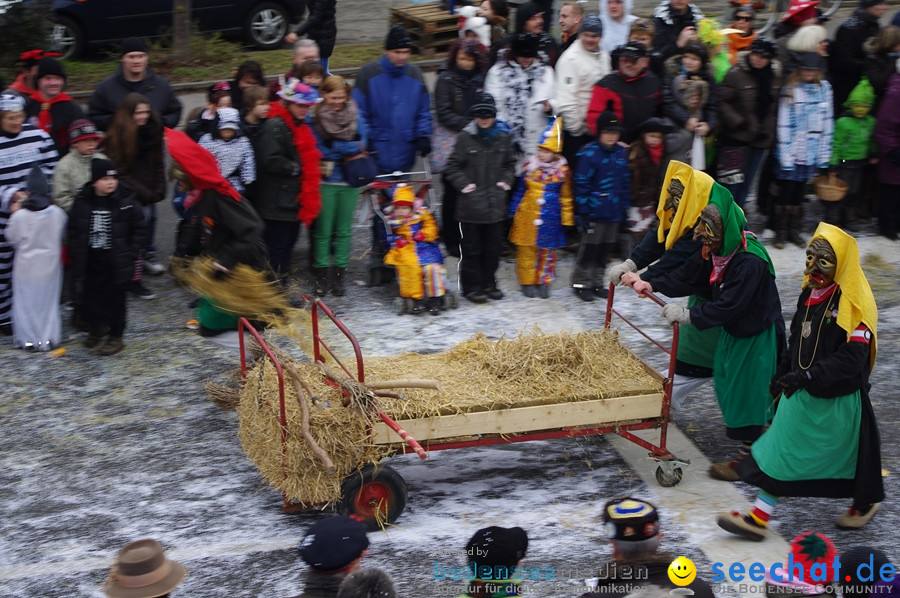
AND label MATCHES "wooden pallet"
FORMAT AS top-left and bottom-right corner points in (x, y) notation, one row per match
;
(390, 1), (461, 57)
